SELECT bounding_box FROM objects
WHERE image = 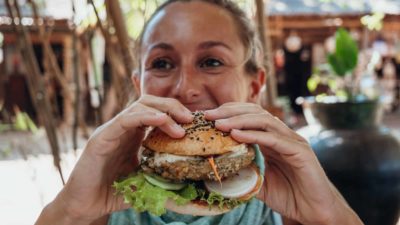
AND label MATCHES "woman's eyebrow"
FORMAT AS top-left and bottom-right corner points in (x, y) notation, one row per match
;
(149, 42), (175, 51)
(198, 41), (232, 51)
